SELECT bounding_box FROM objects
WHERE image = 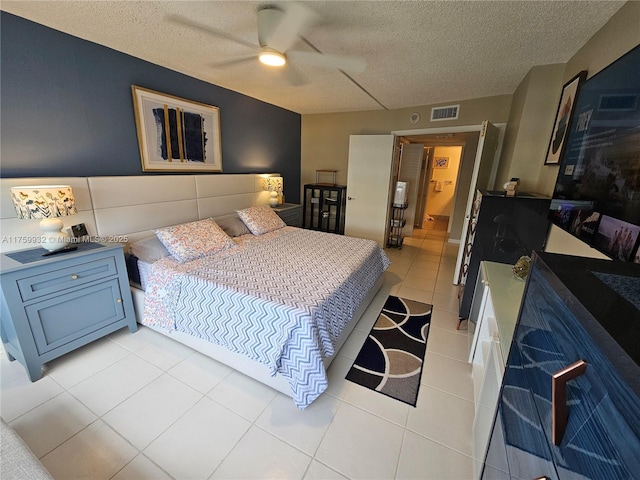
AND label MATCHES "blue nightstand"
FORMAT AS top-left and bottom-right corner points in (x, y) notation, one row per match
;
(0, 242), (137, 381)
